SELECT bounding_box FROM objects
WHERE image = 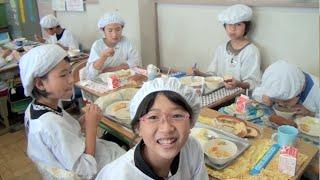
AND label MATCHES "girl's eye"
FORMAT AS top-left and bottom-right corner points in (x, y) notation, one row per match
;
(172, 114), (184, 118)
(147, 115), (159, 120)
